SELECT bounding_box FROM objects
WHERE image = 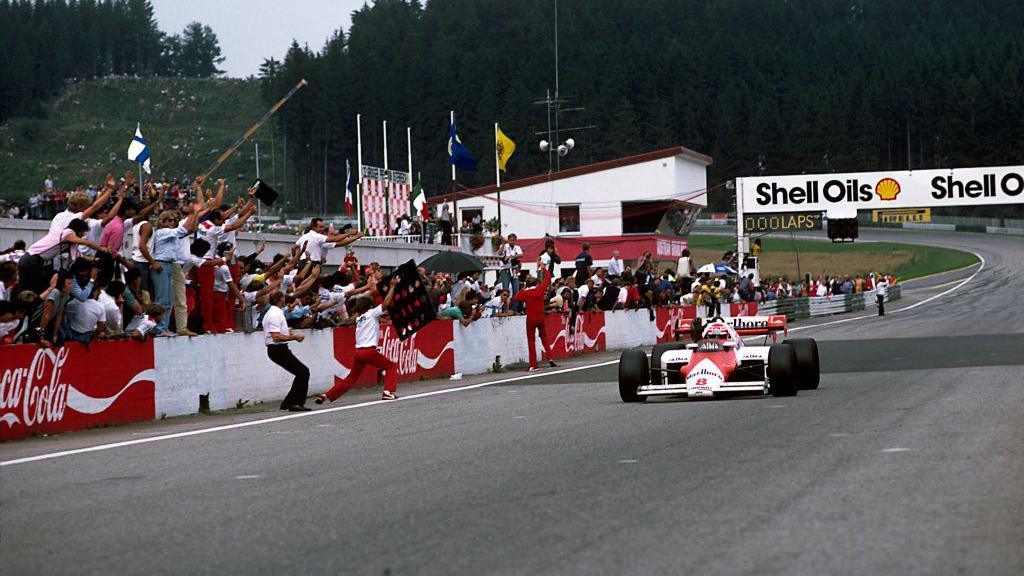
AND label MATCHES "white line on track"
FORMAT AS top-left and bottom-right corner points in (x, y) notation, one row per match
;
(0, 360), (618, 467)
(1, 251), (987, 468)
(769, 251), (985, 336)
